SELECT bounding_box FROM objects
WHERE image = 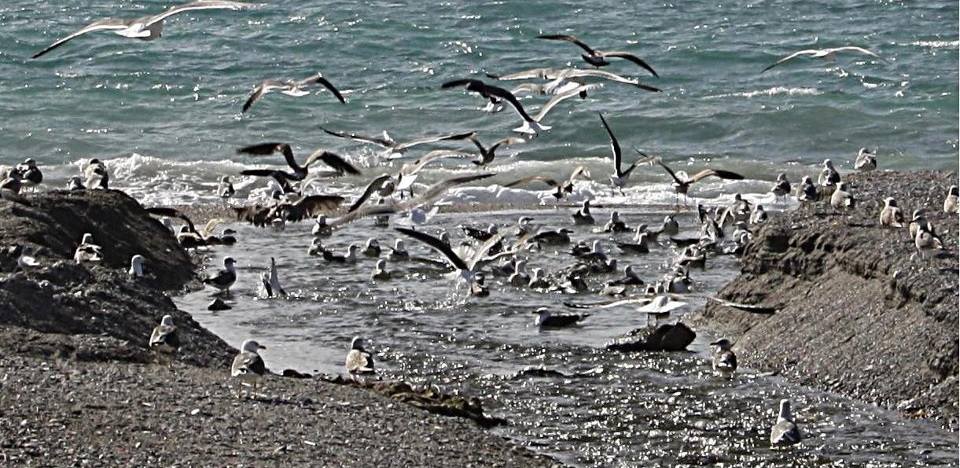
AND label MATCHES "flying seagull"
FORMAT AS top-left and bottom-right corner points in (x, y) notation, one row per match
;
(242, 73), (345, 113)
(394, 226), (505, 289)
(441, 78), (549, 135)
(467, 134), (526, 167)
(761, 46), (884, 73)
(237, 142), (360, 180)
(598, 113), (640, 194)
(319, 126), (474, 159)
(488, 67), (661, 92)
(32, 0), (253, 59)
(202, 256), (237, 293)
(656, 159), (744, 202)
(536, 34), (659, 77)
